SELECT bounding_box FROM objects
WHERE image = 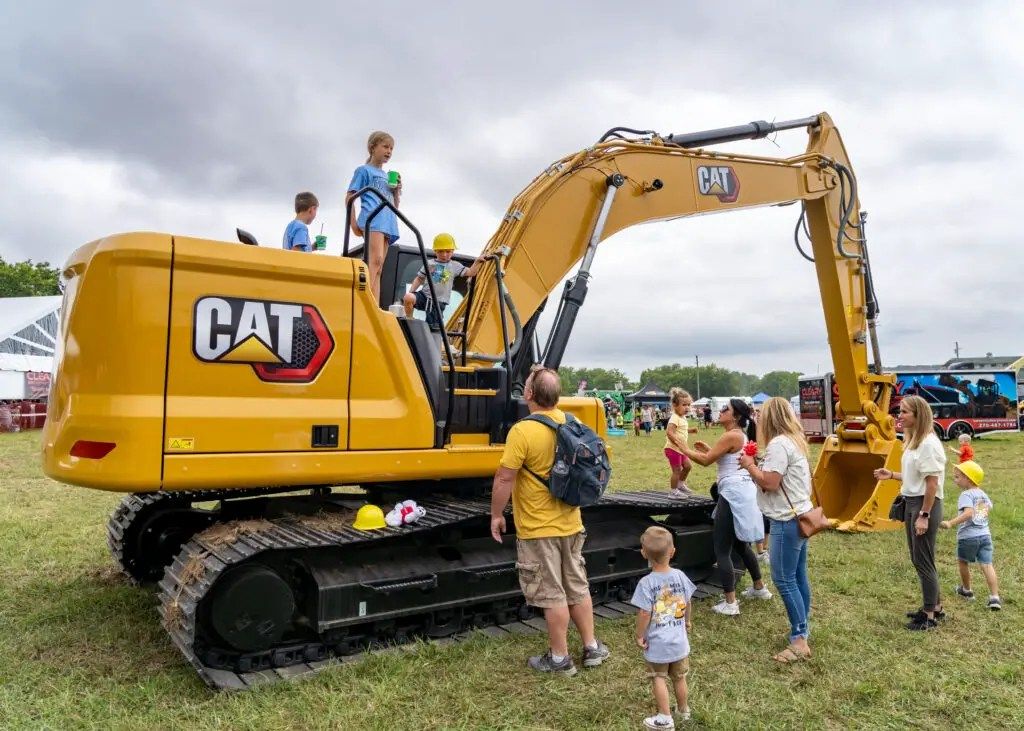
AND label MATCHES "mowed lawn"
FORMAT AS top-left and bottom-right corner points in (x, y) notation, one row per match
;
(1, 428), (1022, 730)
